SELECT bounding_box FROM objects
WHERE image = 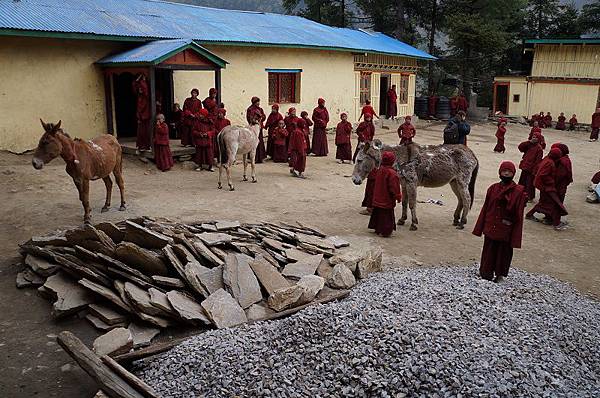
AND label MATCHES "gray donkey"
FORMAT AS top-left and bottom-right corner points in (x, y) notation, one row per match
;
(352, 140), (479, 230)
